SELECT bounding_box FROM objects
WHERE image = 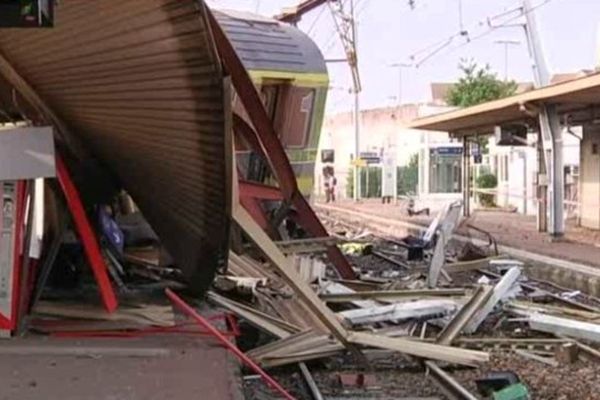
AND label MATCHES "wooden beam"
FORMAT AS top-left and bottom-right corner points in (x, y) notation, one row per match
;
(0, 52), (84, 156)
(514, 349), (559, 367)
(530, 313), (600, 343)
(463, 266), (521, 334)
(320, 288), (467, 303)
(233, 205), (350, 345)
(347, 331), (489, 366)
(437, 285), (494, 345)
(207, 292), (300, 338)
